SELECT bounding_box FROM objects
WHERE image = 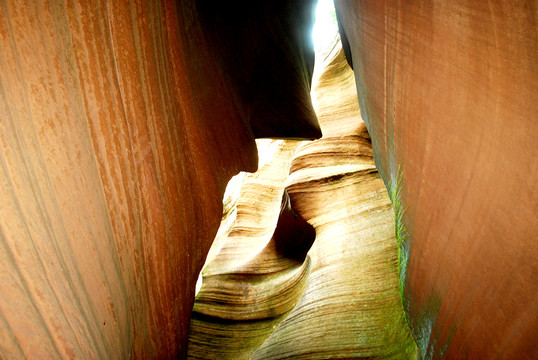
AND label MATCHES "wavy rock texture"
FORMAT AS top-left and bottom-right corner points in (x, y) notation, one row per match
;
(0, 1), (318, 358)
(335, 1), (538, 358)
(253, 42), (417, 360)
(188, 140), (313, 360)
(188, 41), (417, 359)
